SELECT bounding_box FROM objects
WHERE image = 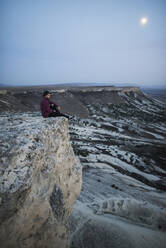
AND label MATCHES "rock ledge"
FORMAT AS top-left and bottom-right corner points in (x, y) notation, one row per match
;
(0, 114), (82, 248)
